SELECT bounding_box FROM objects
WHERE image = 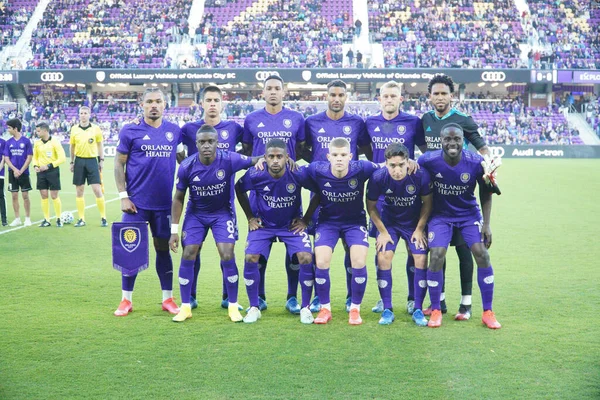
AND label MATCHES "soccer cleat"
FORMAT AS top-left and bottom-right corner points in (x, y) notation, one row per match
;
(423, 299), (447, 316)
(223, 297), (245, 311)
(56, 218), (63, 228)
(349, 308), (363, 325)
(371, 299), (384, 313)
(258, 297), (268, 311)
(300, 307), (314, 324)
(39, 219), (51, 227)
(428, 310), (442, 328)
(9, 219), (22, 227)
(172, 305), (192, 322)
(482, 310), (502, 329)
(285, 296), (301, 315)
(190, 296), (198, 309)
(243, 307), (261, 323)
(378, 309), (395, 325)
(74, 219), (86, 228)
(228, 304), (243, 322)
(24, 218), (32, 227)
(101, 218), (108, 227)
(114, 299), (132, 316)
(406, 300), (415, 315)
(412, 309), (428, 327)
(345, 297), (351, 313)
(454, 304), (472, 321)
(314, 308), (332, 324)
(309, 296), (321, 313)
(2, 221), (7, 227)
(162, 297), (180, 314)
